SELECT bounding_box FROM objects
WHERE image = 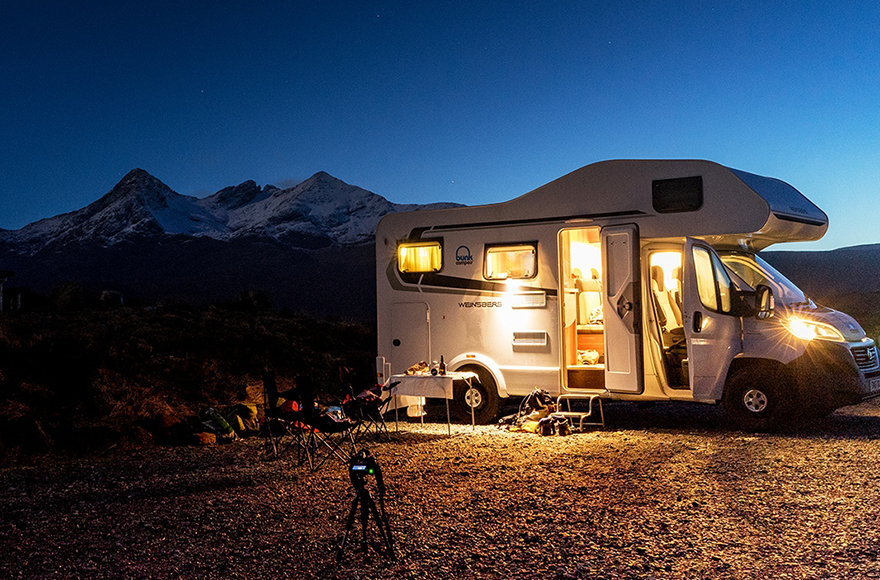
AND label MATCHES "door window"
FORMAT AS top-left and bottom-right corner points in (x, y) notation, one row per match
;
(693, 246), (733, 313)
(712, 253), (733, 312)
